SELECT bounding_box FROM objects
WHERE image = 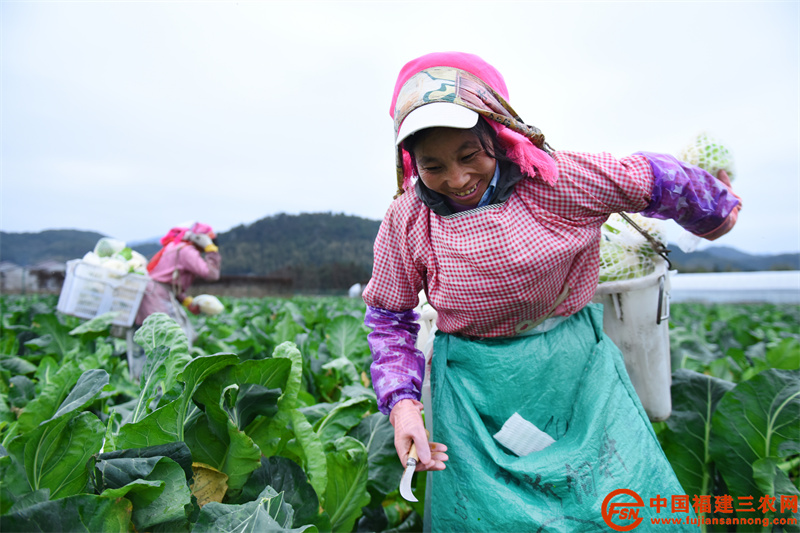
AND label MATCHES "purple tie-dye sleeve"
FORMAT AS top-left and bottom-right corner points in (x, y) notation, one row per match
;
(636, 152), (741, 236)
(364, 305), (426, 415)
